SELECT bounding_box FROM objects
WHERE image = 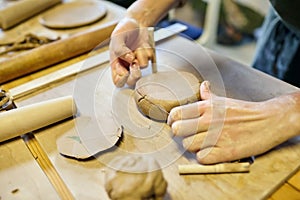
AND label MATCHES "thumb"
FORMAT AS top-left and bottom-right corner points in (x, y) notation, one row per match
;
(200, 81), (212, 100)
